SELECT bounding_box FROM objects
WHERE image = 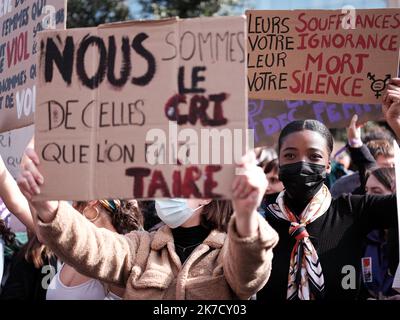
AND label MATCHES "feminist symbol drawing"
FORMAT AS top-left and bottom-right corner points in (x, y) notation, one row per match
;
(367, 73), (391, 99)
